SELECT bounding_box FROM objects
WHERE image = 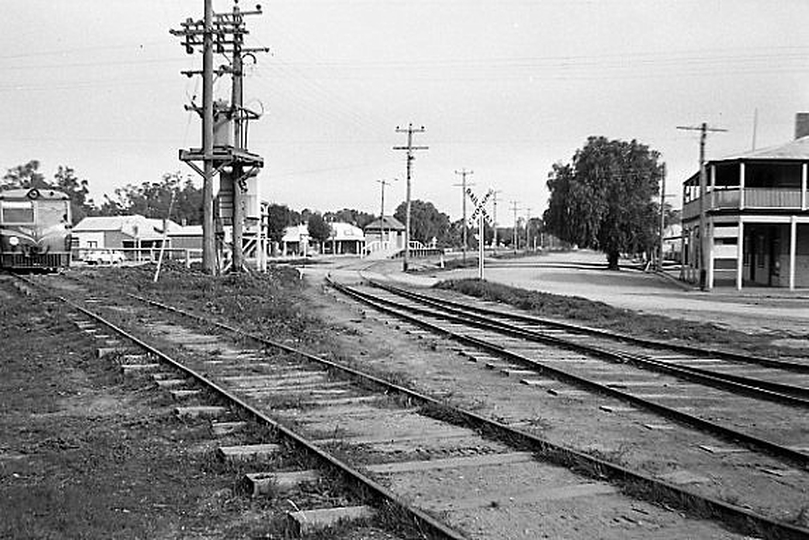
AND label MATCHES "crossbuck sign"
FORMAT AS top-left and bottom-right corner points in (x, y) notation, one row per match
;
(466, 187), (494, 228)
(464, 187), (495, 279)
